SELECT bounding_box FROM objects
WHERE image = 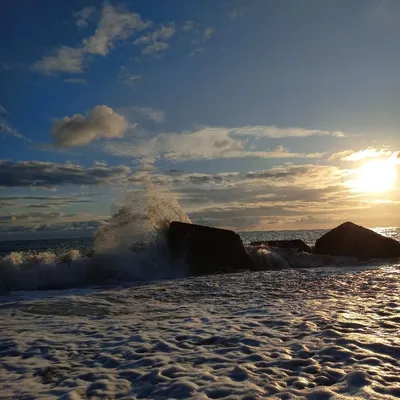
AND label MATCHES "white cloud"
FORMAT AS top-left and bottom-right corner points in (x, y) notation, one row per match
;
(83, 4), (150, 56)
(133, 23), (175, 45)
(142, 42), (169, 55)
(94, 160), (108, 167)
(52, 105), (128, 147)
(33, 46), (86, 74)
(329, 148), (392, 161)
(103, 127), (325, 162)
(0, 111), (31, 142)
(74, 6), (96, 28)
(134, 23), (175, 55)
(244, 164), (347, 189)
(33, 4), (151, 74)
(230, 125), (345, 138)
